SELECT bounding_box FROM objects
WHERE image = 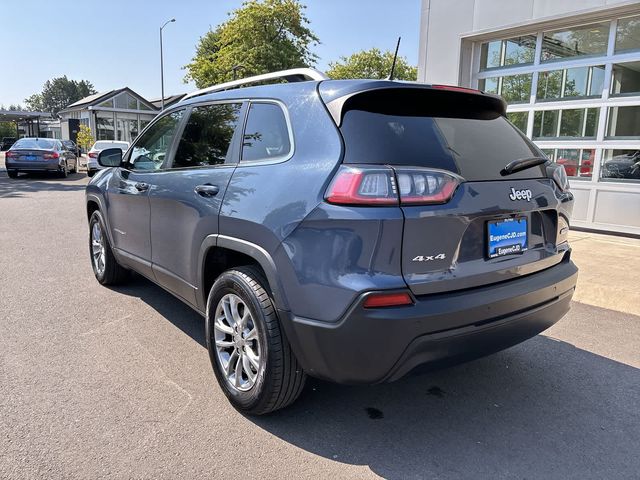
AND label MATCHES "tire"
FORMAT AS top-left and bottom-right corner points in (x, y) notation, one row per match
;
(206, 266), (306, 415)
(87, 170), (95, 178)
(70, 159), (77, 174)
(89, 210), (129, 285)
(58, 161), (68, 178)
(7, 170), (18, 179)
